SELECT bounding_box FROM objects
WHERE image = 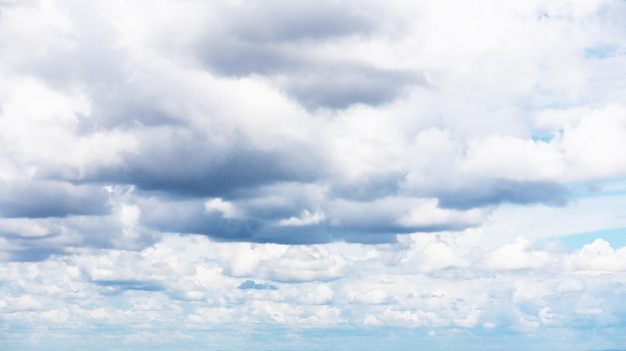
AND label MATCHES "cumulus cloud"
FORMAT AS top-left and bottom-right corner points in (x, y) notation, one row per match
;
(485, 237), (553, 271)
(2, 0), (626, 254)
(1, 232), (626, 349)
(564, 239), (626, 272)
